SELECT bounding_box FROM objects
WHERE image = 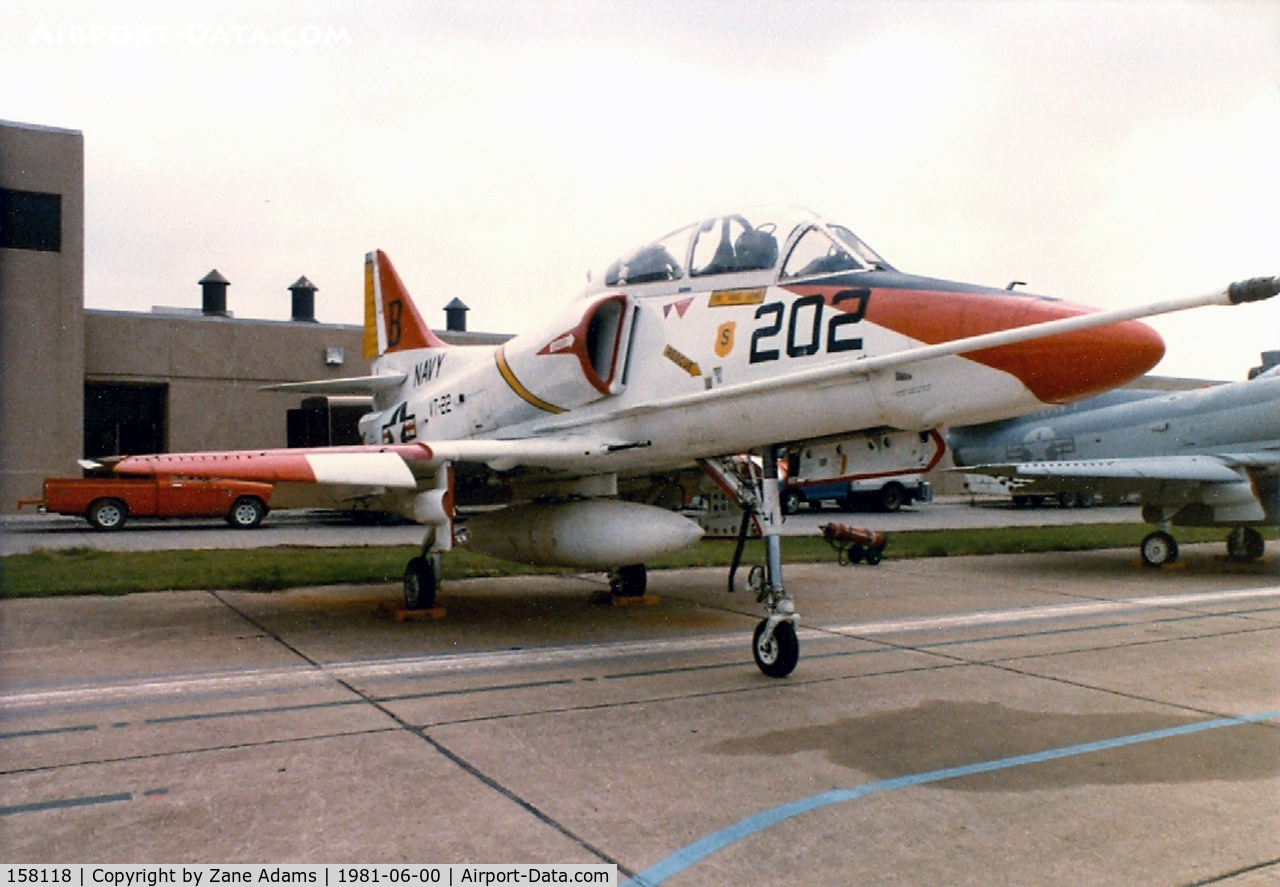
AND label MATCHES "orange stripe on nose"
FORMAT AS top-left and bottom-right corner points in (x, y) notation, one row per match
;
(967, 310), (1165, 403)
(854, 287), (1165, 404)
